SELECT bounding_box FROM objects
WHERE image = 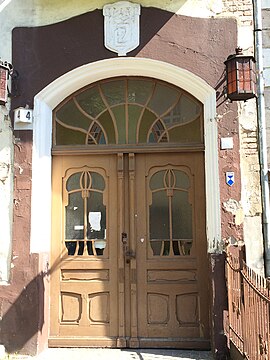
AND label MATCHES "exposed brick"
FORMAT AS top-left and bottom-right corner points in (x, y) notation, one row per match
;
(222, 0), (253, 26)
